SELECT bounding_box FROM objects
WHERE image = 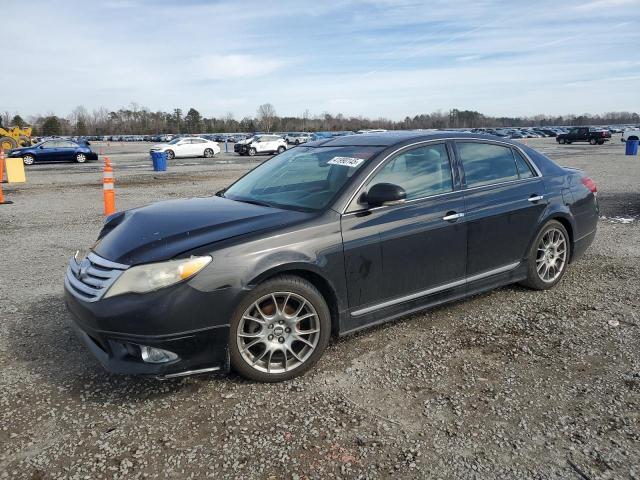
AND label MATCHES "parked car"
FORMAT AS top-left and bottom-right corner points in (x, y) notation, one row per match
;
(621, 128), (640, 142)
(149, 136), (221, 159)
(64, 132), (598, 382)
(284, 133), (312, 145)
(556, 127), (610, 145)
(8, 139), (98, 165)
(234, 134), (287, 156)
